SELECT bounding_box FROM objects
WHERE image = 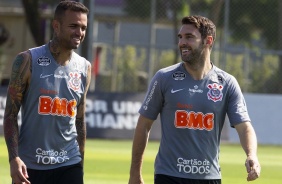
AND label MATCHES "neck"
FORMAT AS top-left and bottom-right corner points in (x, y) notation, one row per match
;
(49, 40), (72, 66)
(183, 56), (212, 80)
